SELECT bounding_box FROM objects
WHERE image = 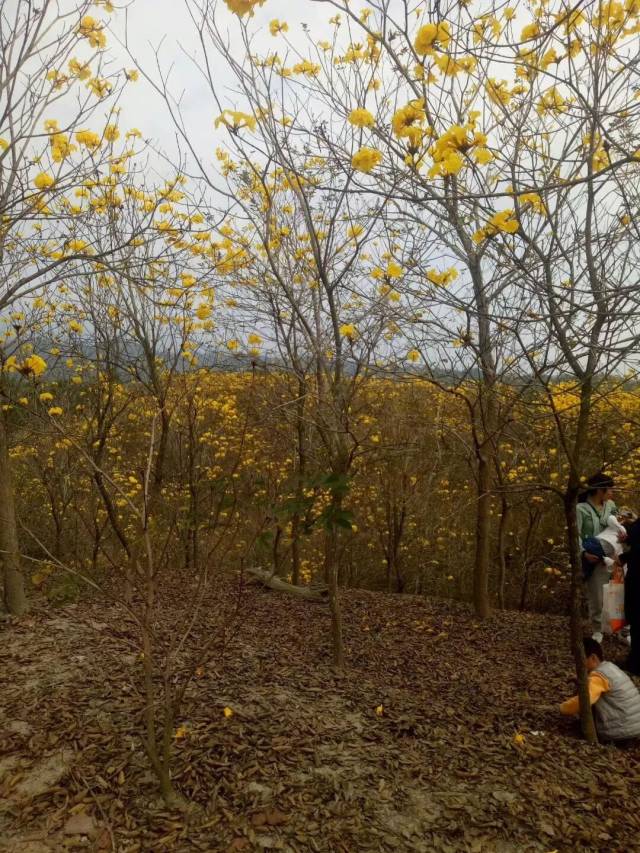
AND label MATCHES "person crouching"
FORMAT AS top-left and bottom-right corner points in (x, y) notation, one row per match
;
(560, 638), (640, 741)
